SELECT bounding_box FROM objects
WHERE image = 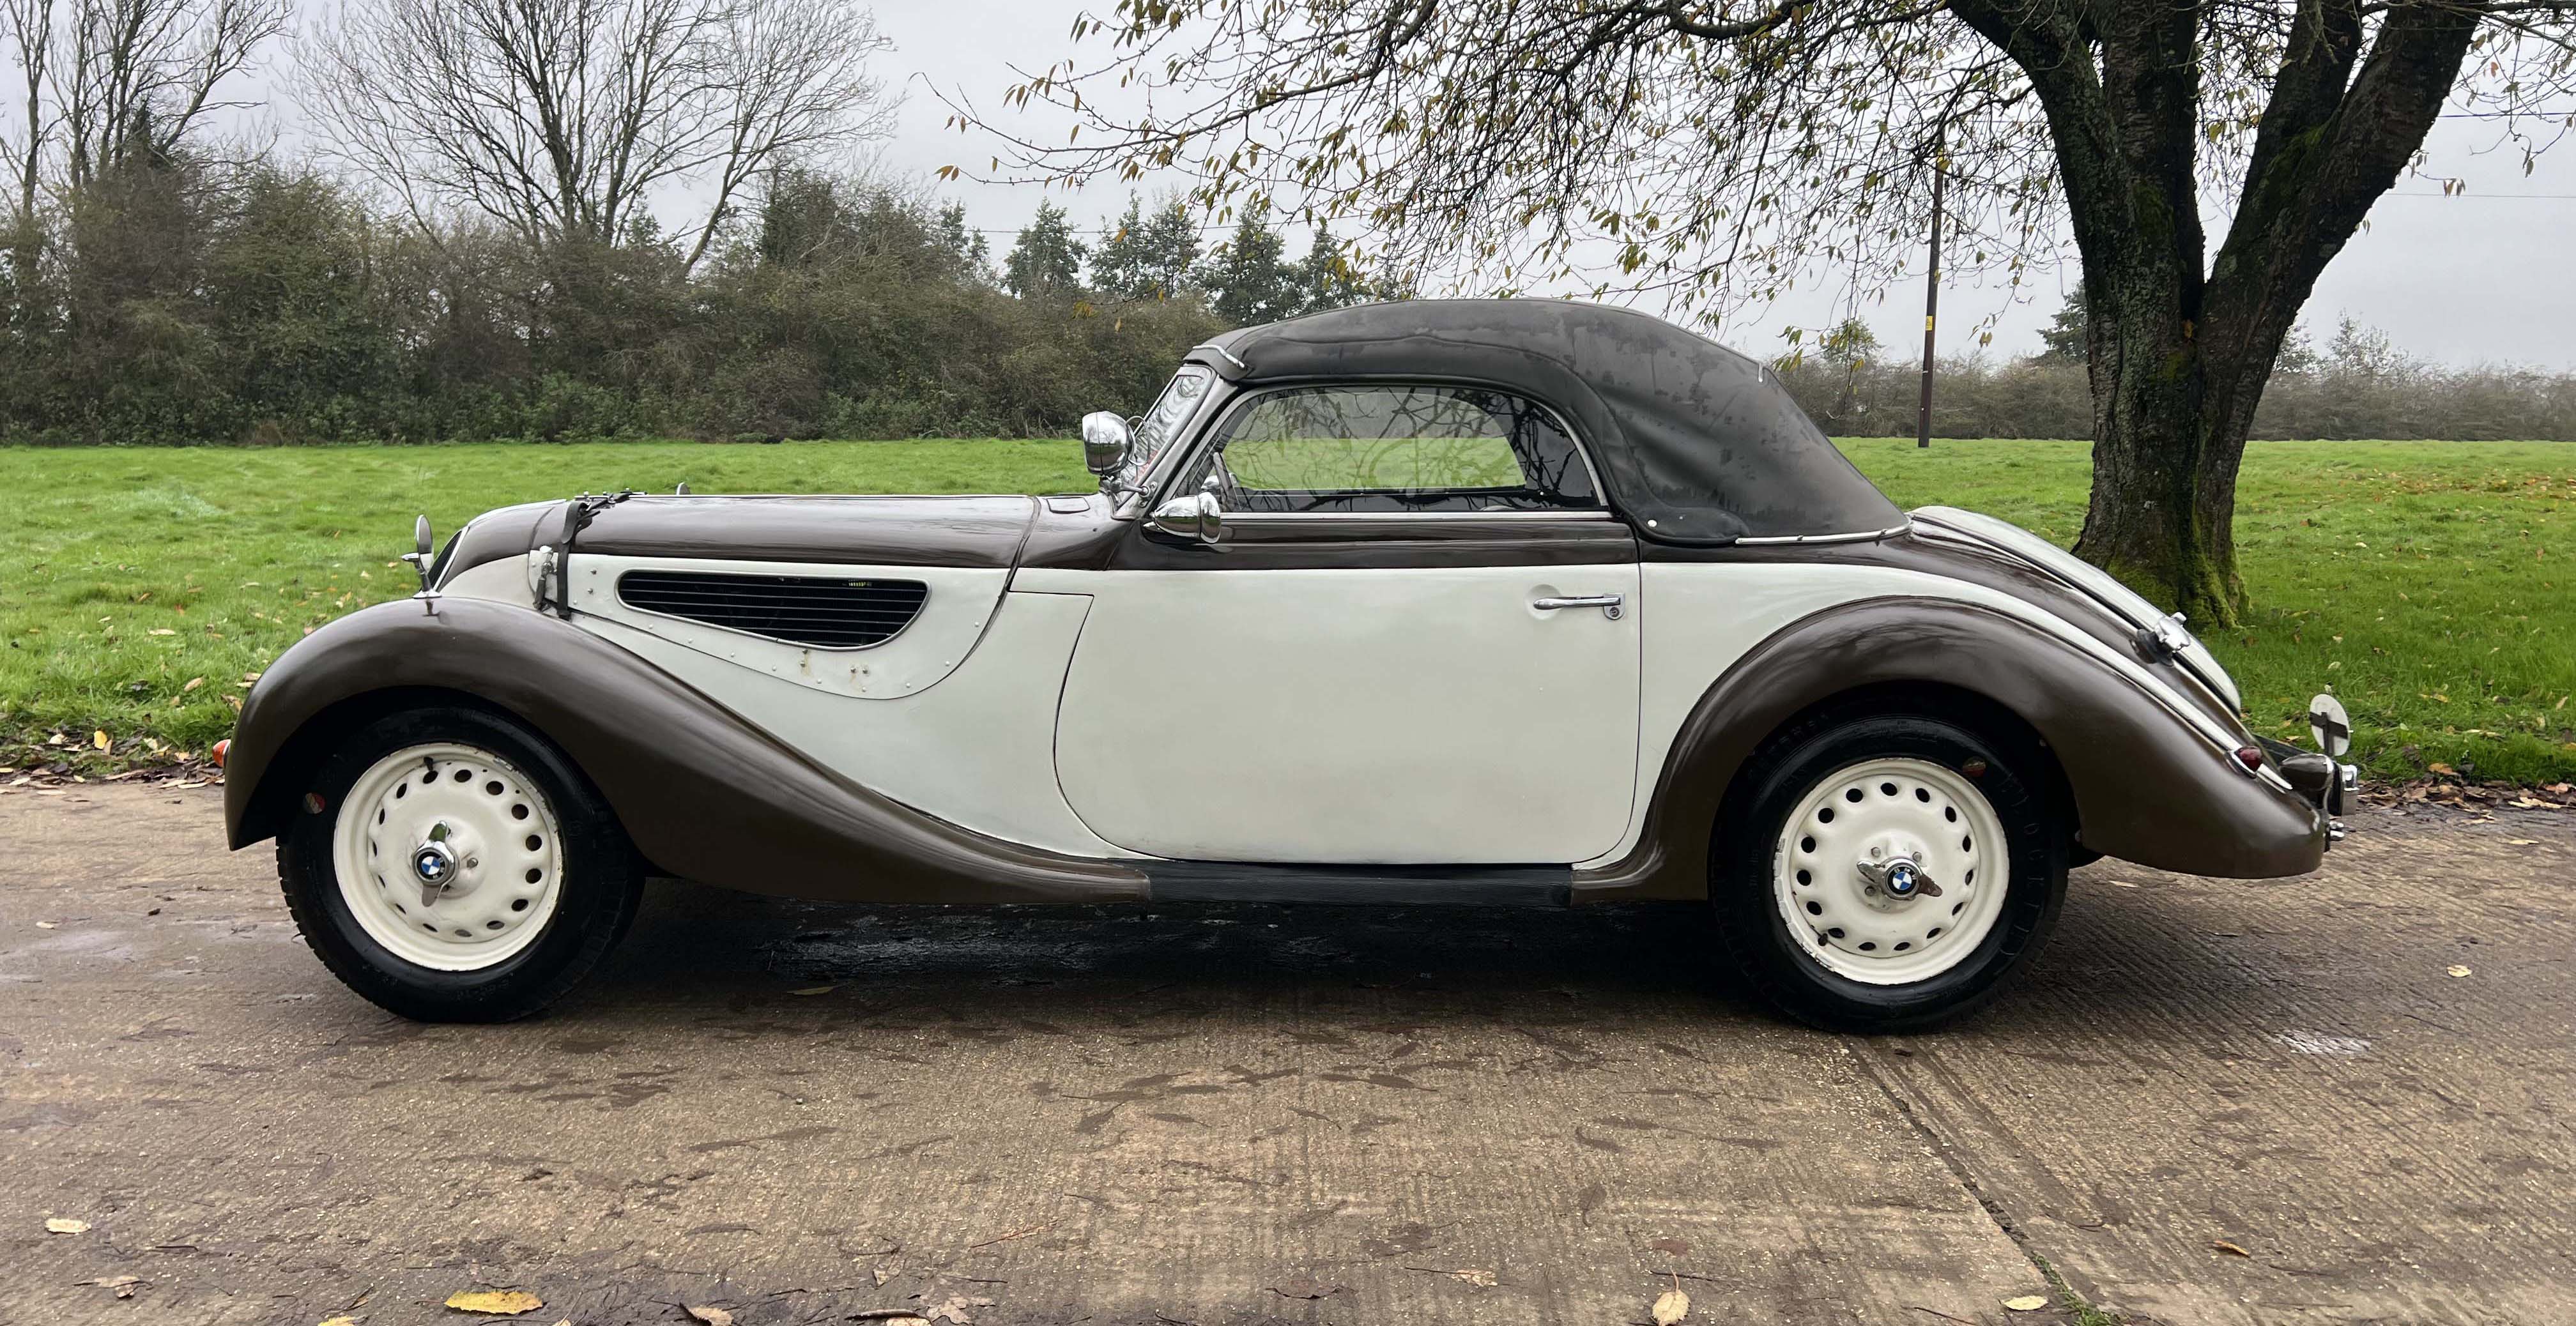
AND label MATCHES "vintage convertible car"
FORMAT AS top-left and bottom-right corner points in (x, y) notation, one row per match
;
(219, 300), (2357, 1029)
